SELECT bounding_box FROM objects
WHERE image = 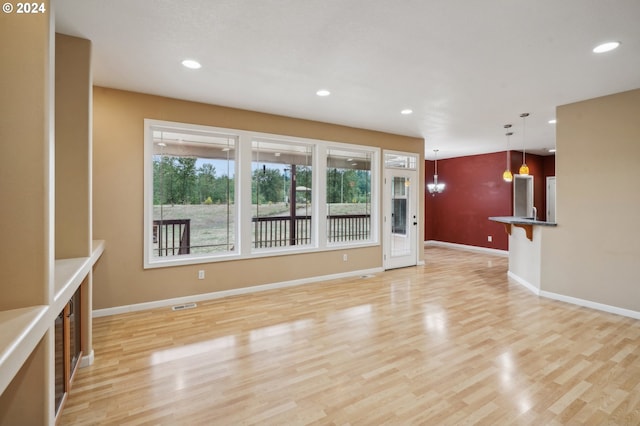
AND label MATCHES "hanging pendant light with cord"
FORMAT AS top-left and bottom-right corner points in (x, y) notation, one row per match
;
(427, 149), (445, 195)
(503, 124), (513, 182)
(519, 113), (530, 175)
